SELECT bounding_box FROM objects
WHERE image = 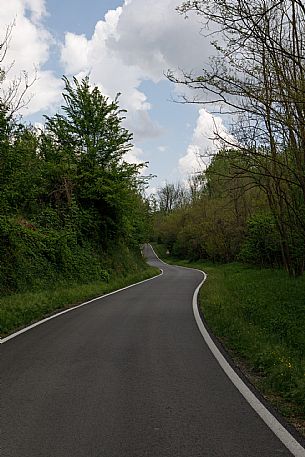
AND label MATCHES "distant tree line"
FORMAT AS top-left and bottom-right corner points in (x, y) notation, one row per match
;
(153, 151), (283, 265)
